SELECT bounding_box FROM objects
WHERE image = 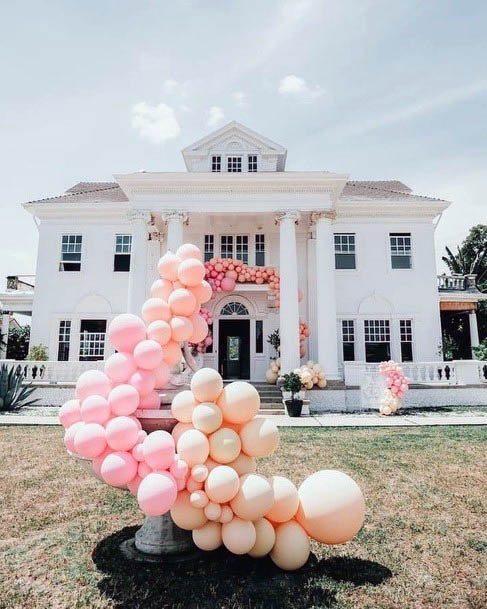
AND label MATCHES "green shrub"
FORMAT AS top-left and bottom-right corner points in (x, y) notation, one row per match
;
(27, 344), (48, 361)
